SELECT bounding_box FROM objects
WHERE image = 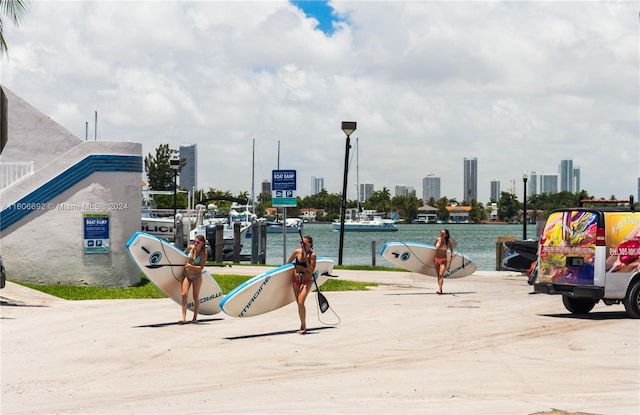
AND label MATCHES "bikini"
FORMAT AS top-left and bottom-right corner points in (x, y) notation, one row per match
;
(434, 238), (449, 265)
(293, 253), (313, 286)
(184, 250), (203, 281)
(434, 257), (447, 265)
